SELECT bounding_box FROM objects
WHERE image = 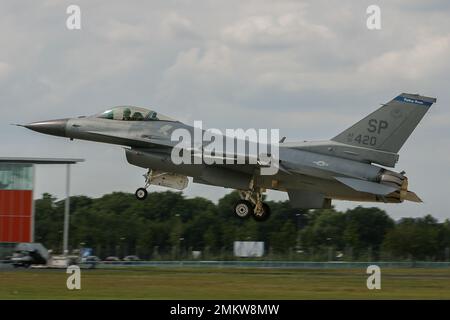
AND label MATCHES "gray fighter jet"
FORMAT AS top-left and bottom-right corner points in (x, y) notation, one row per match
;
(19, 93), (436, 222)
